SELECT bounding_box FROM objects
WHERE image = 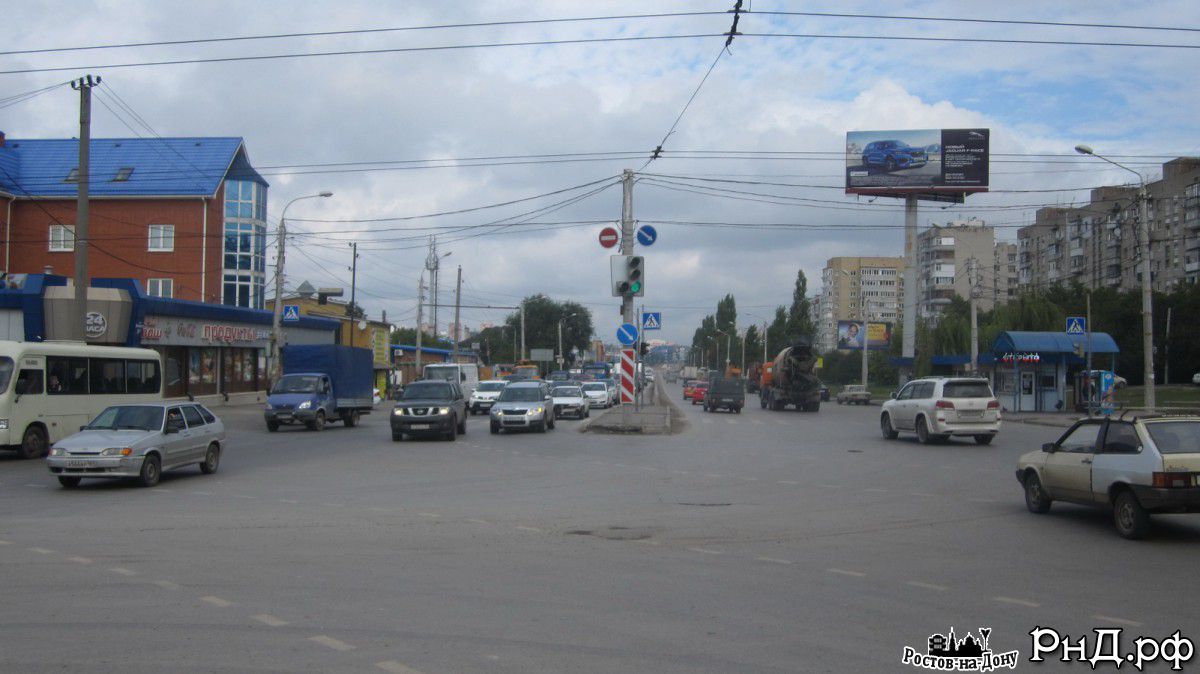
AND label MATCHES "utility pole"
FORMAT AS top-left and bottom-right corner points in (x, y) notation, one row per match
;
(270, 192), (332, 384)
(425, 237), (441, 341)
(415, 274), (425, 377)
(1137, 185), (1155, 411)
(519, 301), (526, 361)
(451, 265), (463, 360)
(348, 241), (358, 348)
(969, 257), (979, 375)
(1164, 306), (1172, 386)
(71, 75), (100, 341)
(901, 194), (918, 383)
(620, 169), (635, 325)
(762, 321), (768, 365)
